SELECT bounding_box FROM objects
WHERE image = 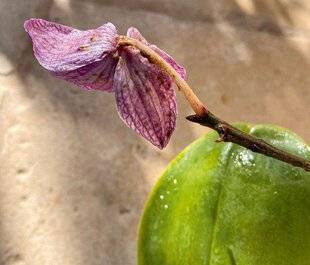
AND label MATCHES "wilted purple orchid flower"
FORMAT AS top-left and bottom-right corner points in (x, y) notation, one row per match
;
(24, 18), (186, 149)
